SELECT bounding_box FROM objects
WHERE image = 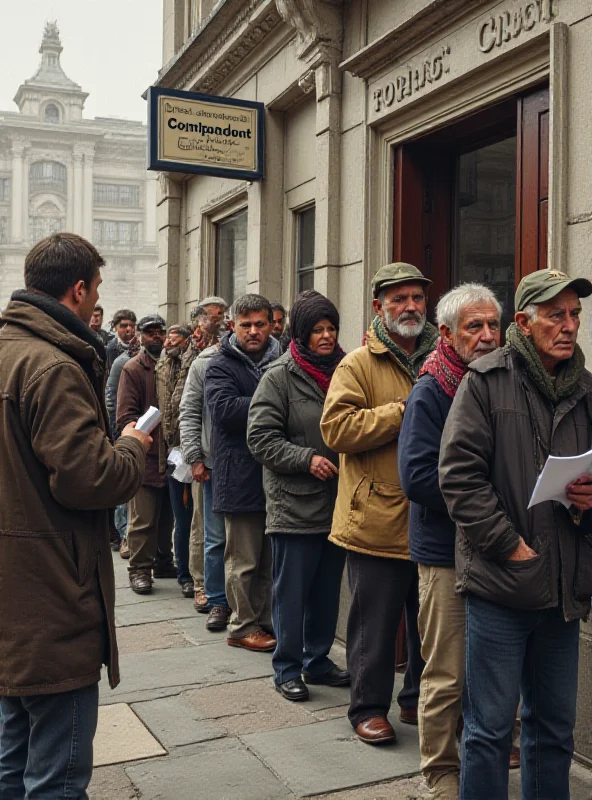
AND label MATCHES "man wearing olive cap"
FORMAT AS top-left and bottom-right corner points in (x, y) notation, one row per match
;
(440, 269), (592, 799)
(322, 262), (437, 745)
